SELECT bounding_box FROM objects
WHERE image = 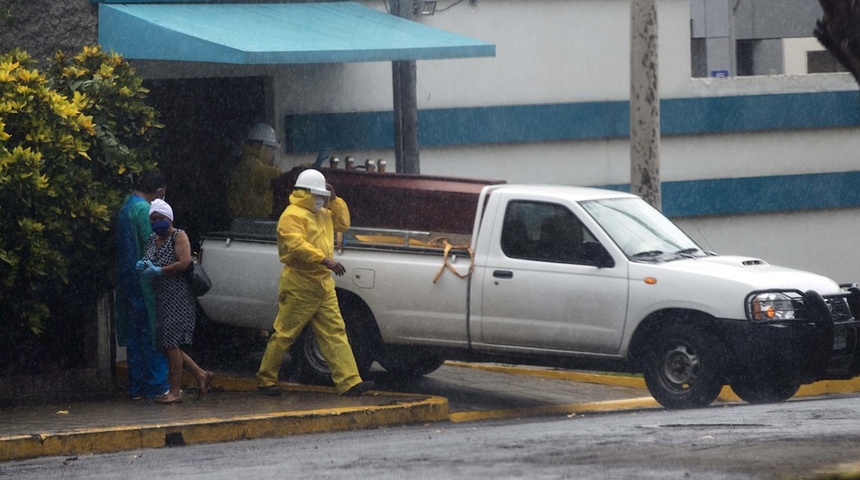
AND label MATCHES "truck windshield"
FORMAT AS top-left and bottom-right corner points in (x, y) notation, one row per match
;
(580, 197), (704, 261)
